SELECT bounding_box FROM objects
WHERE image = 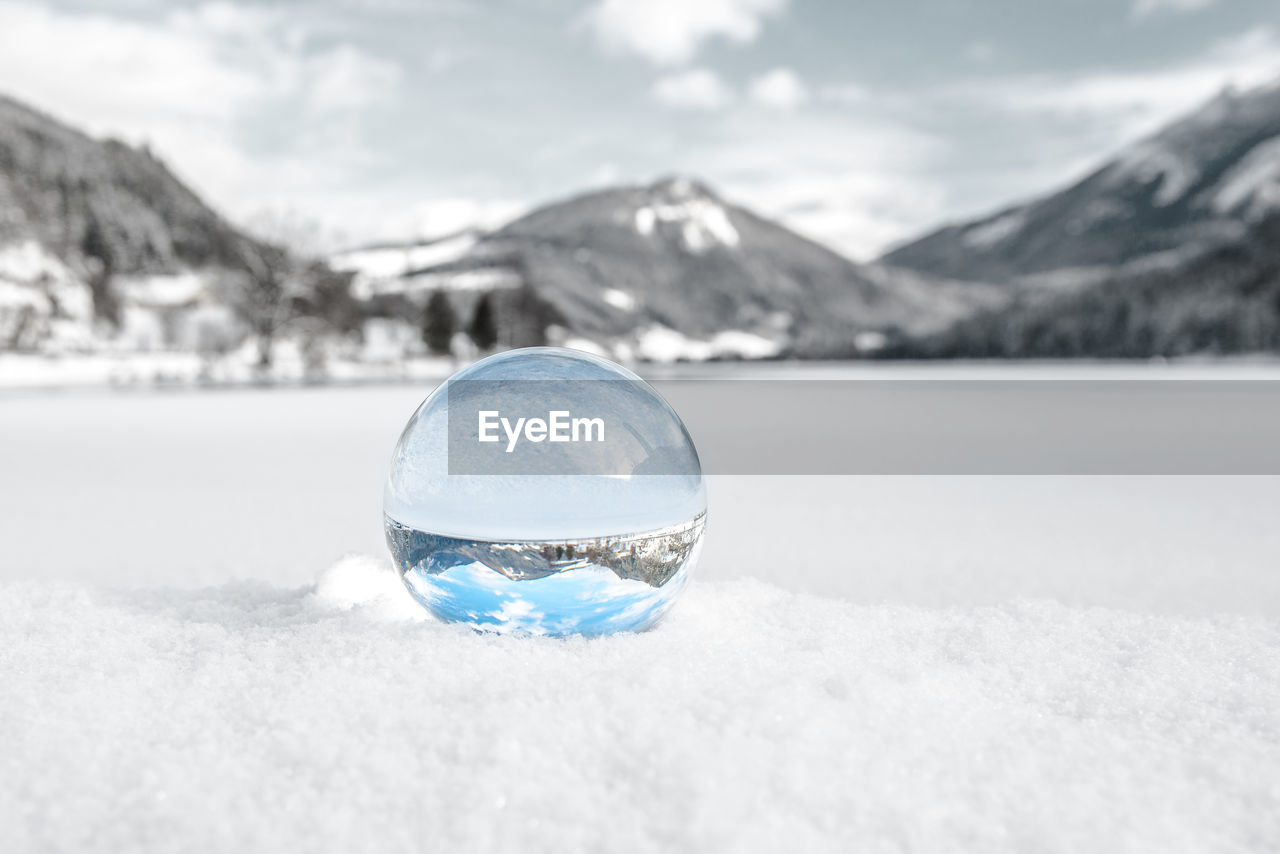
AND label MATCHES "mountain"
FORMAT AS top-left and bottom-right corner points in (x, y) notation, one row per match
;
(885, 81), (1280, 282)
(0, 95), (250, 275)
(352, 177), (1000, 360)
(881, 79), (1280, 357)
(0, 94), (337, 362)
